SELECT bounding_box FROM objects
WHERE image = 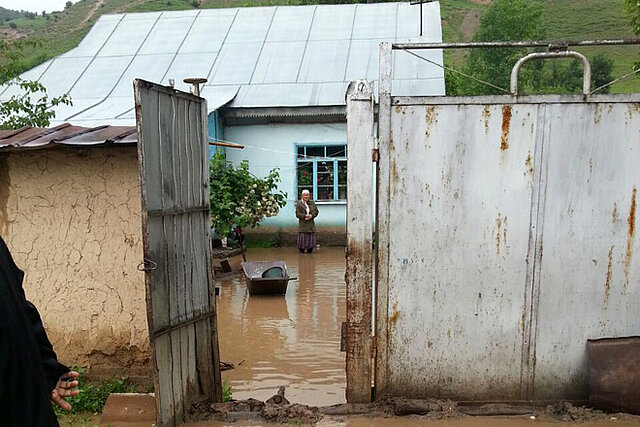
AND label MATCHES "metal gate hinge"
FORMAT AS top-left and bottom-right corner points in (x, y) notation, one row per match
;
(371, 148), (379, 162)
